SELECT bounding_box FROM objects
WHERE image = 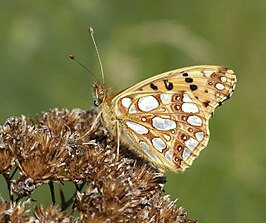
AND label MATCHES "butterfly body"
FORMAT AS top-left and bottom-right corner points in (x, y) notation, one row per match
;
(94, 65), (236, 172)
